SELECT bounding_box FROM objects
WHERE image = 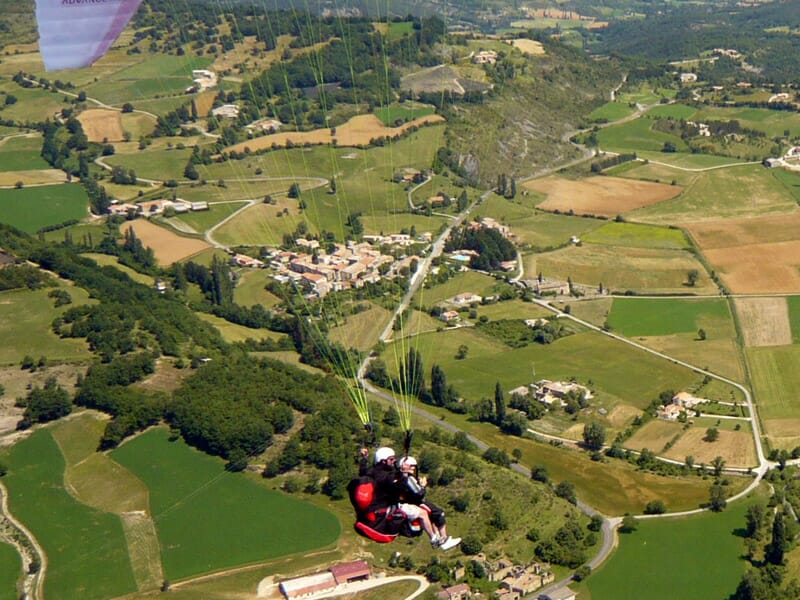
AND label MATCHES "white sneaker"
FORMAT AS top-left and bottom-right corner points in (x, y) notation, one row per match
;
(438, 536), (461, 551)
(430, 534), (442, 548)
